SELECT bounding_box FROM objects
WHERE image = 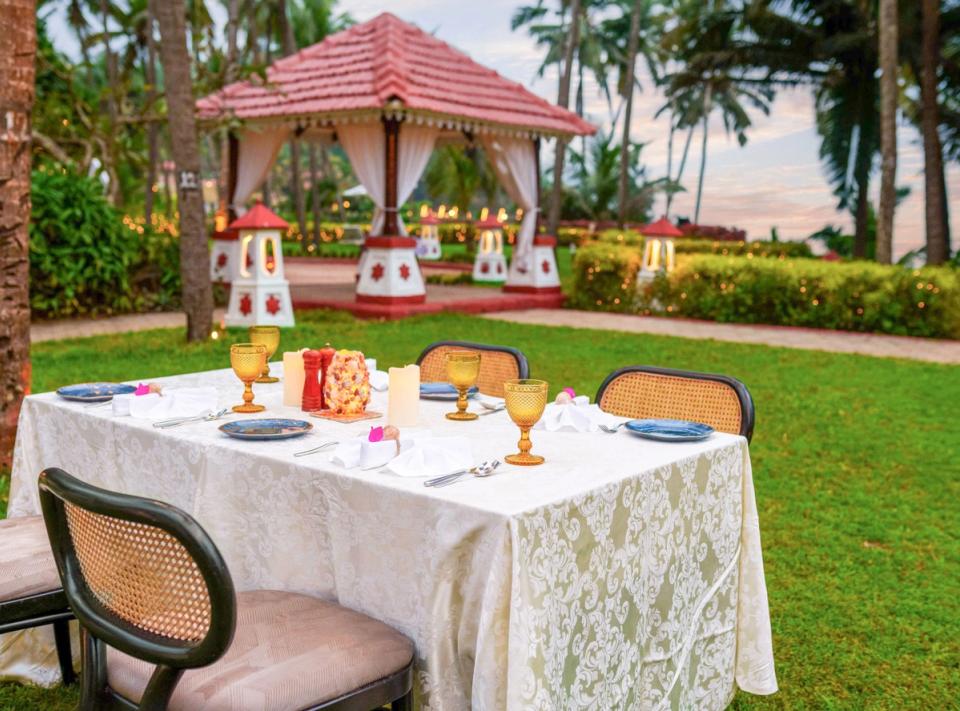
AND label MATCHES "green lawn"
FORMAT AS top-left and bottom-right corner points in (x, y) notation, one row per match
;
(2, 309), (958, 709)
